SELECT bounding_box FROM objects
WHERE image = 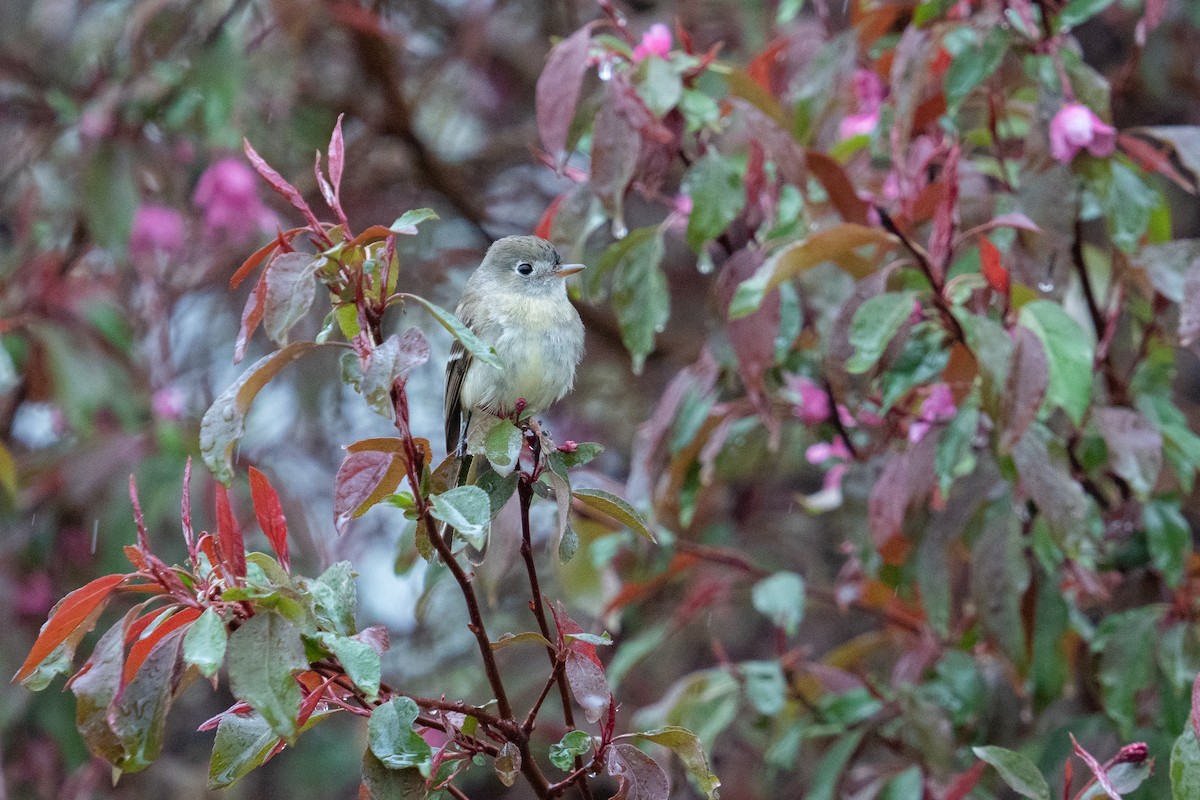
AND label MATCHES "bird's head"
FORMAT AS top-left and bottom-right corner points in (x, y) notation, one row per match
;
(477, 235), (585, 296)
